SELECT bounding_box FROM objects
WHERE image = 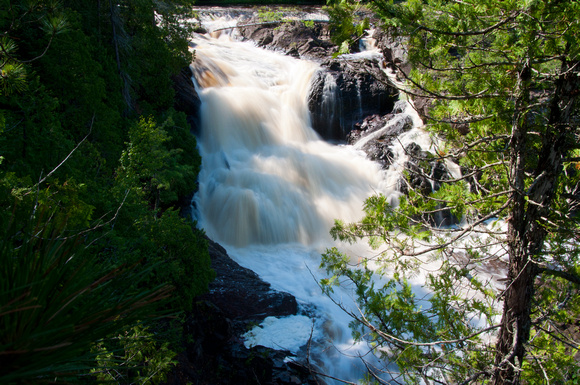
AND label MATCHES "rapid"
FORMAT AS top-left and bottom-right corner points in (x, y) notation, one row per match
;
(189, 11), (425, 383)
